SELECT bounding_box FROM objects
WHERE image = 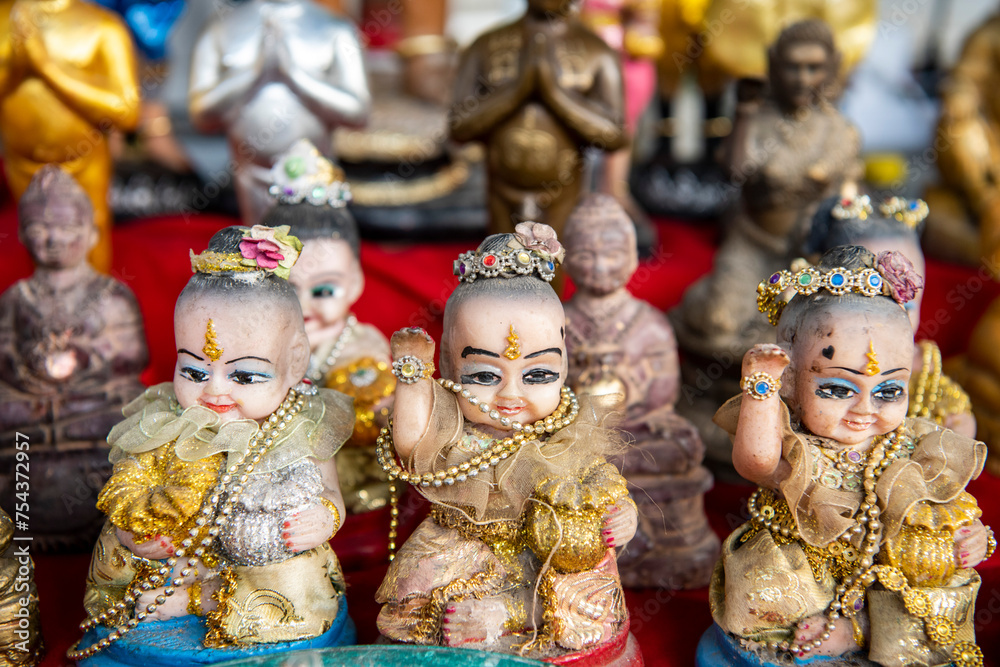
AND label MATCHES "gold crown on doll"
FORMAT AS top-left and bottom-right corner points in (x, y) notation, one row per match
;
(454, 223), (564, 284)
(268, 139), (352, 208)
(757, 258), (917, 326)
